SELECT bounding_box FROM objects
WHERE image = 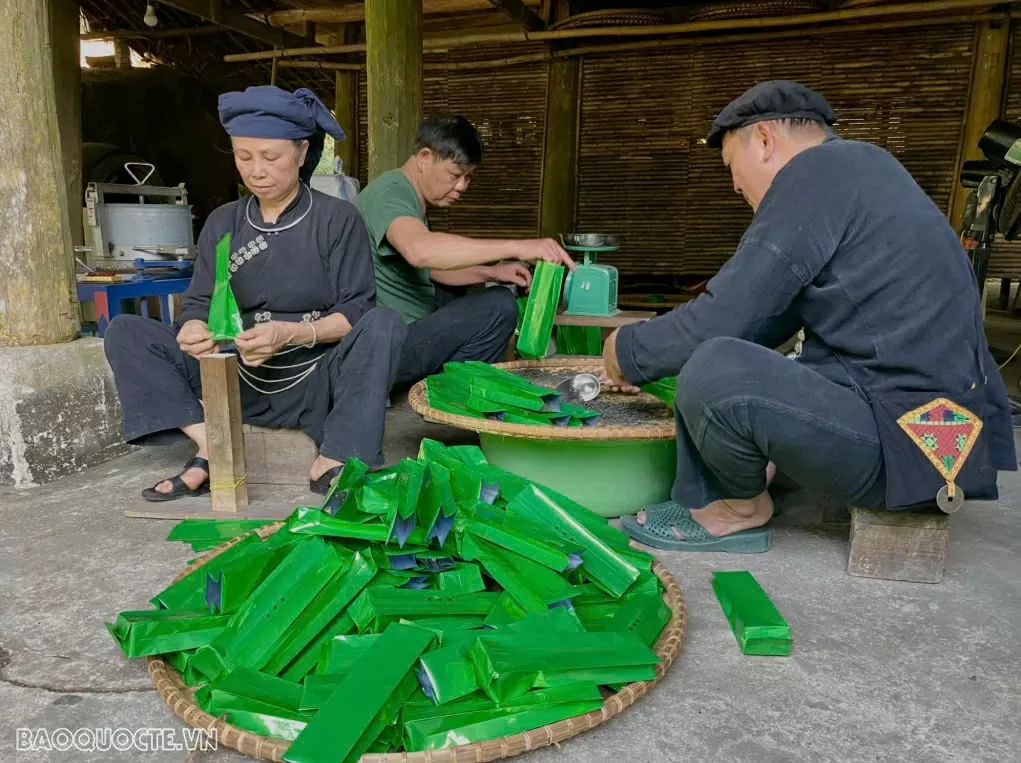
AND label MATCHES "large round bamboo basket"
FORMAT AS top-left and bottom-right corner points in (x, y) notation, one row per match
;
(408, 358), (678, 517)
(147, 523), (688, 762)
(407, 357), (677, 442)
